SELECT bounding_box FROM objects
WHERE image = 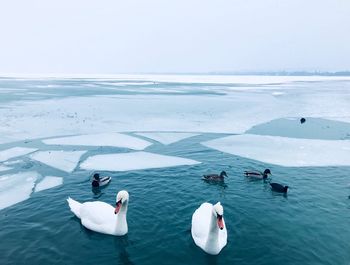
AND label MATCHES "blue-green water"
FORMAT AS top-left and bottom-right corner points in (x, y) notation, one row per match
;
(1, 78), (350, 265)
(1, 134), (350, 265)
